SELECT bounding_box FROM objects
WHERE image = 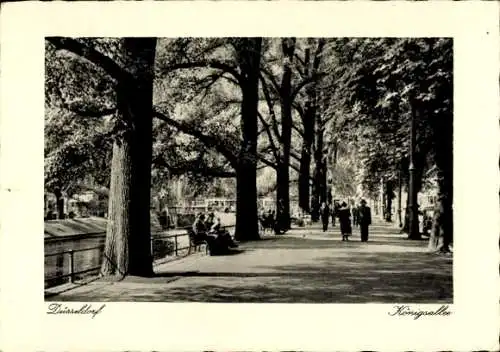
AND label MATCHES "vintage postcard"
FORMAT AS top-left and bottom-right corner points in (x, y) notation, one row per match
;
(1, 1), (499, 351)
